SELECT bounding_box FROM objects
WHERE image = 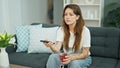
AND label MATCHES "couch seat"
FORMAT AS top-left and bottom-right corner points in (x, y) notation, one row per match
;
(89, 57), (117, 68)
(8, 52), (51, 68)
